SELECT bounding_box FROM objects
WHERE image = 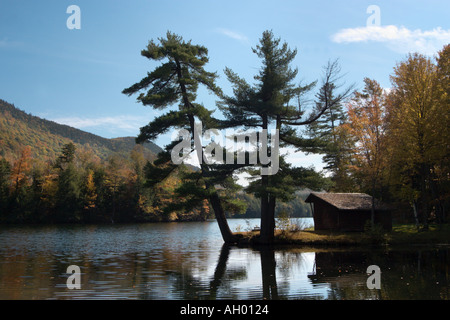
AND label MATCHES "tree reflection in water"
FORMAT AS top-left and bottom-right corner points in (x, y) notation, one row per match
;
(0, 224), (447, 300)
(259, 248), (278, 299)
(190, 245), (449, 300)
